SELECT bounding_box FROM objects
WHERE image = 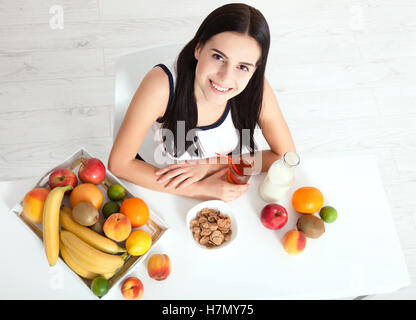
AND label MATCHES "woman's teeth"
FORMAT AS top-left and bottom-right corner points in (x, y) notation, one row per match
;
(210, 80), (231, 92)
